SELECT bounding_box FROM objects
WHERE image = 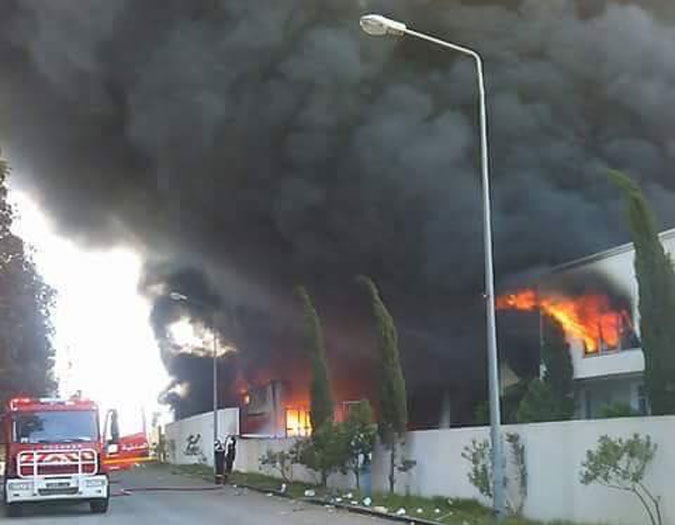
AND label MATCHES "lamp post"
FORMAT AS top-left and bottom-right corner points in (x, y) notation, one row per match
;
(169, 292), (219, 482)
(360, 15), (506, 520)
